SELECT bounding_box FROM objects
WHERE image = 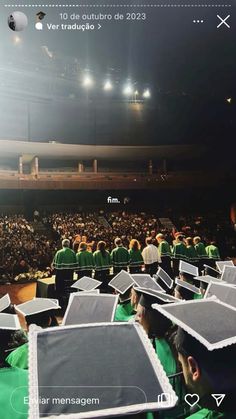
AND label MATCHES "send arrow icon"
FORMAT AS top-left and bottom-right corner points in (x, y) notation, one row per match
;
(211, 394), (226, 407)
